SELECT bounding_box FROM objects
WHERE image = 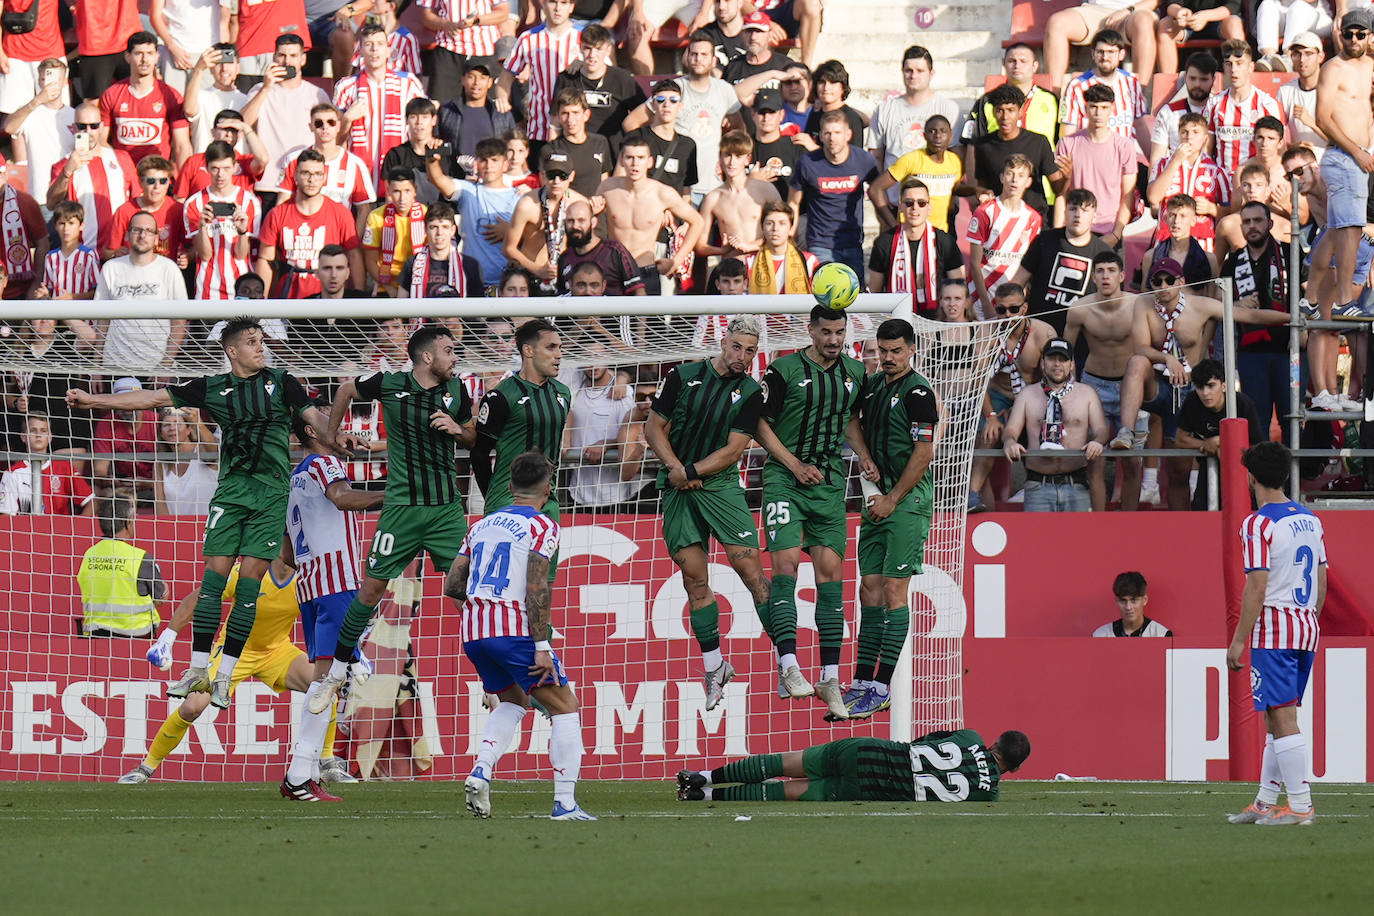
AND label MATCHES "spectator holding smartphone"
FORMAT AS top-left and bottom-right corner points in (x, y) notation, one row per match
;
(150, 0), (233, 93)
(2, 58), (73, 219)
(242, 33), (330, 192)
(184, 44), (249, 153)
(184, 140), (262, 299)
